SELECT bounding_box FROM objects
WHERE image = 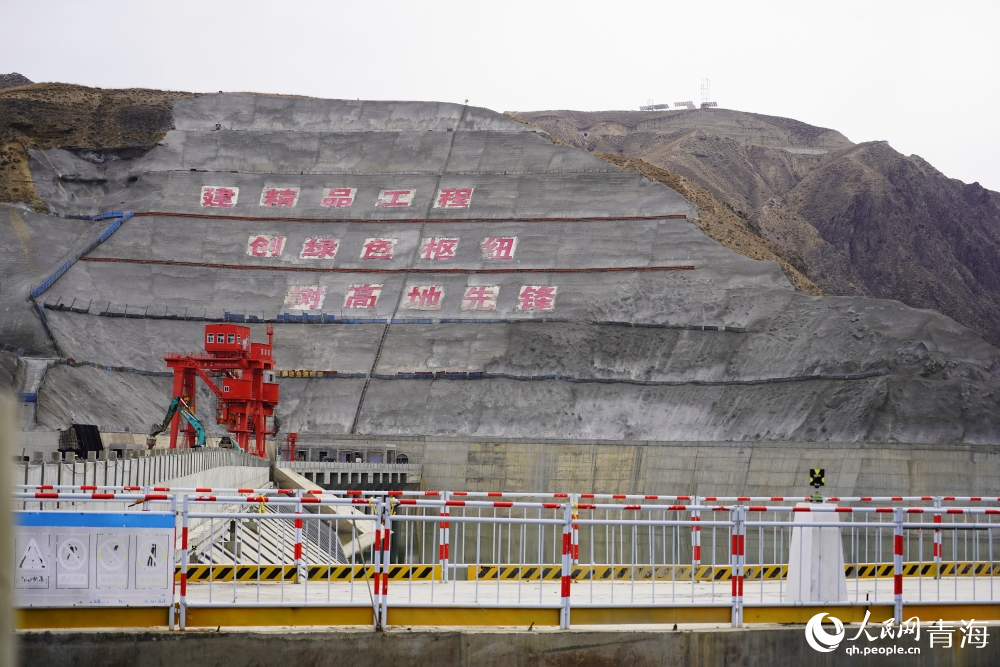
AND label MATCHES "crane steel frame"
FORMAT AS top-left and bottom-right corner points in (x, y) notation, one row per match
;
(164, 324), (279, 458)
